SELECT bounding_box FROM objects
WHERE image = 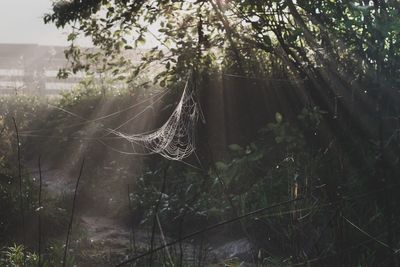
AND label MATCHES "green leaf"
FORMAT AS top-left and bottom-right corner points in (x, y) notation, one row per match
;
(215, 161), (228, 171)
(228, 144), (243, 151)
(275, 112), (283, 123)
(247, 151), (263, 162)
(136, 36), (146, 46)
(67, 33), (78, 41)
(263, 34), (272, 47)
